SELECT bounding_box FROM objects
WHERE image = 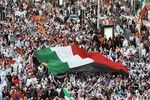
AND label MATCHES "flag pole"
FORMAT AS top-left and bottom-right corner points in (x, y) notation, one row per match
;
(138, 19), (141, 59)
(97, 0), (100, 30)
(2, 10), (4, 30)
(138, 0), (144, 59)
(133, 0), (135, 13)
